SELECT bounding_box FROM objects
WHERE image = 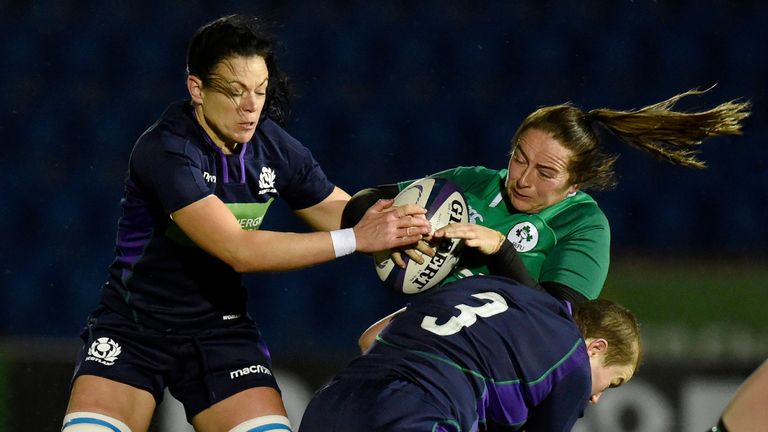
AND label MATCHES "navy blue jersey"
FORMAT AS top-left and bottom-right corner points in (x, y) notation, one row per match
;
(339, 276), (590, 431)
(100, 101), (335, 330)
